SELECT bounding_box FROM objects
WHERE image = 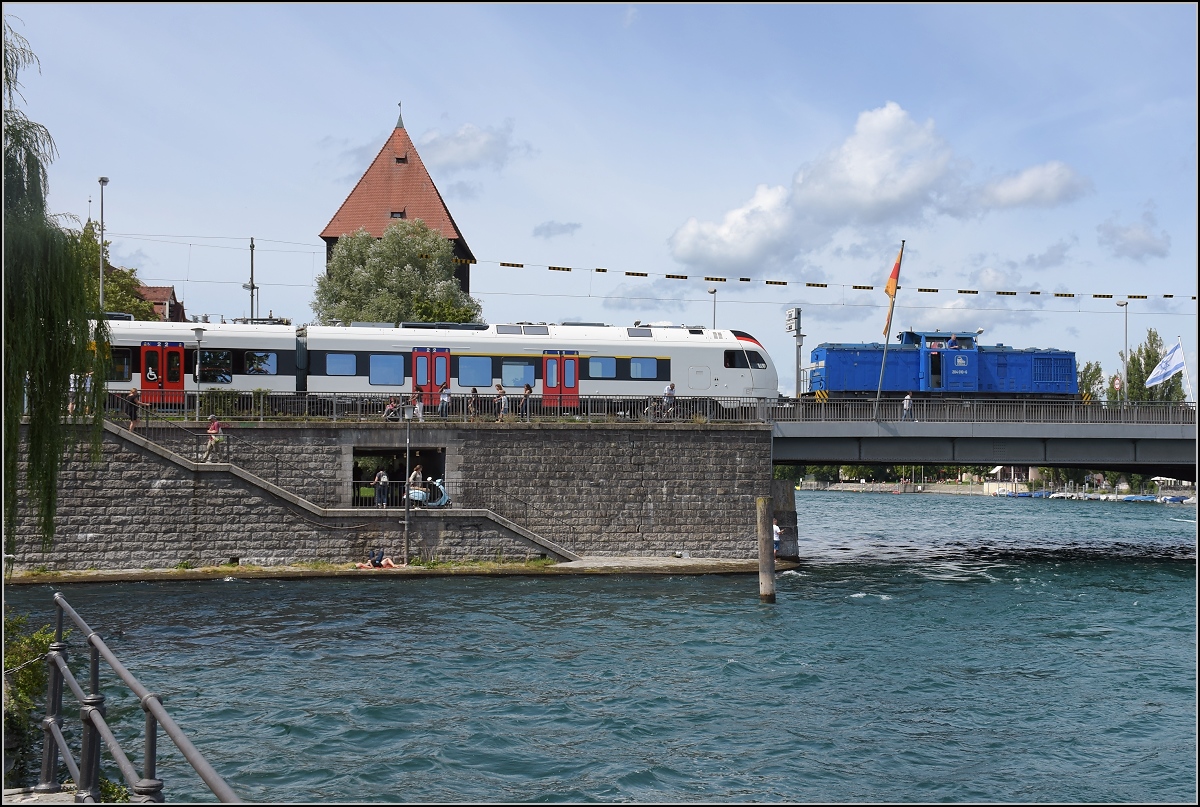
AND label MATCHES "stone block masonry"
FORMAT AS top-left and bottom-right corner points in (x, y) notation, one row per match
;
(9, 421), (773, 572)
